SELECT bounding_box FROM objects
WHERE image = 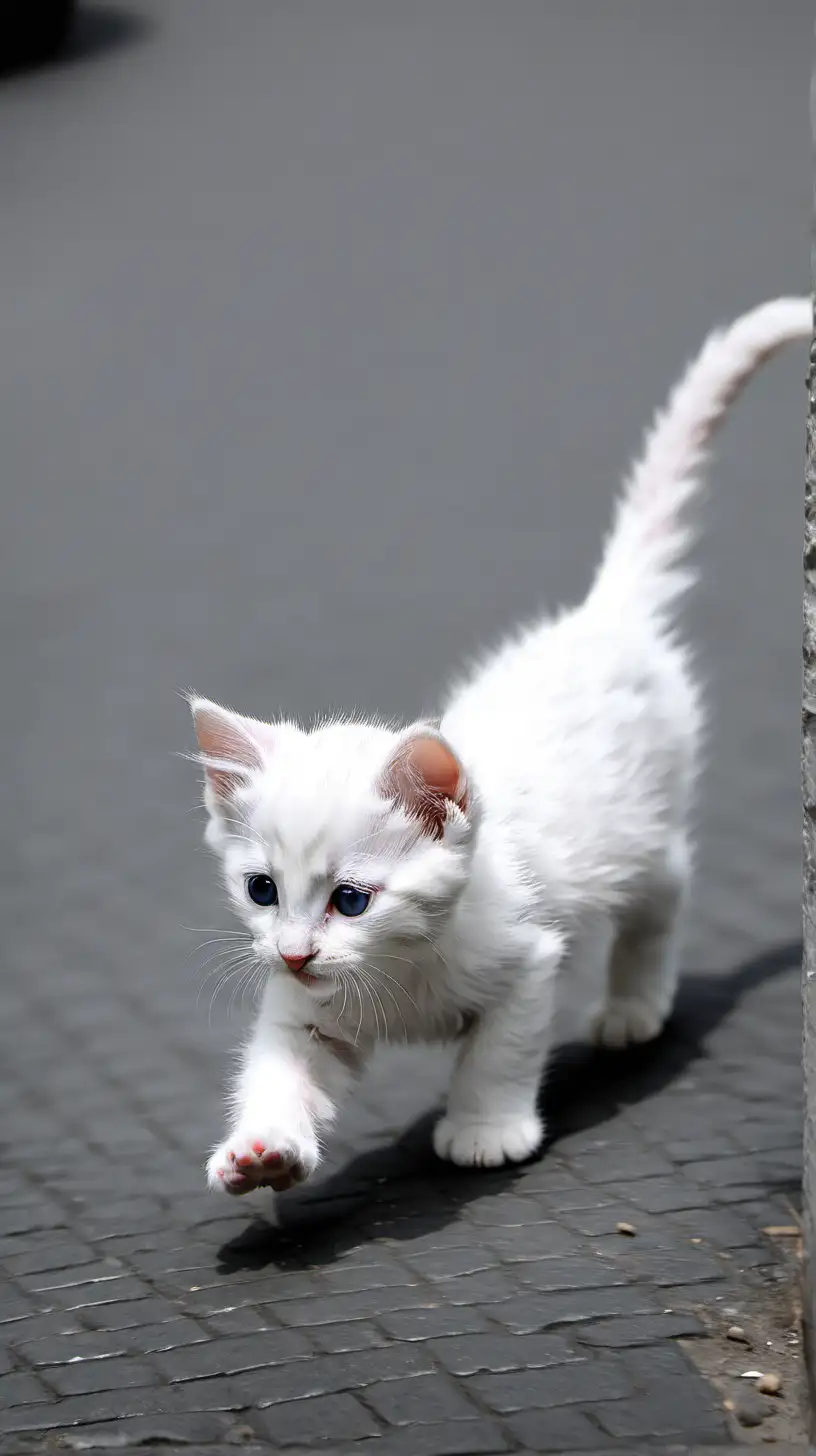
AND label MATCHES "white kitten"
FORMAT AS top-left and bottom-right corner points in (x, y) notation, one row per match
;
(190, 297), (809, 1196)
